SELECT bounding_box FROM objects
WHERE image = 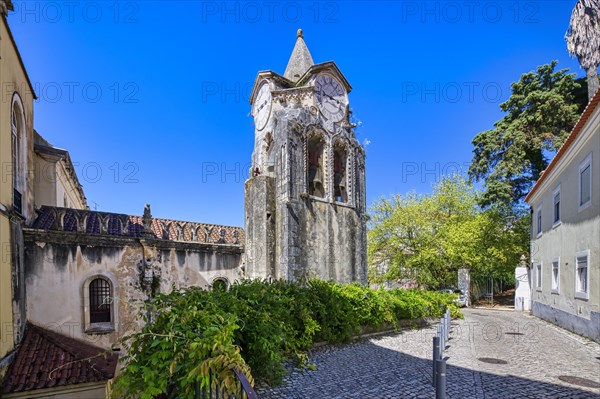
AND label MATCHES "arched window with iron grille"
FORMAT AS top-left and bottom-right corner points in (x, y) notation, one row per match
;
(89, 278), (111, 323)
